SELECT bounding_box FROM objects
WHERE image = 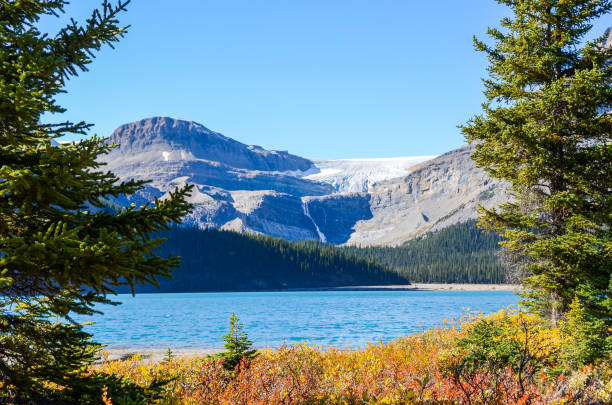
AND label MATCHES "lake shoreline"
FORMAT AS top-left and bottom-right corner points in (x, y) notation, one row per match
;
(91, 287), (520, 362)
(122, 283), (521, 294)
(97, 348), (223, 363)
(285, 283), (521, 292)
